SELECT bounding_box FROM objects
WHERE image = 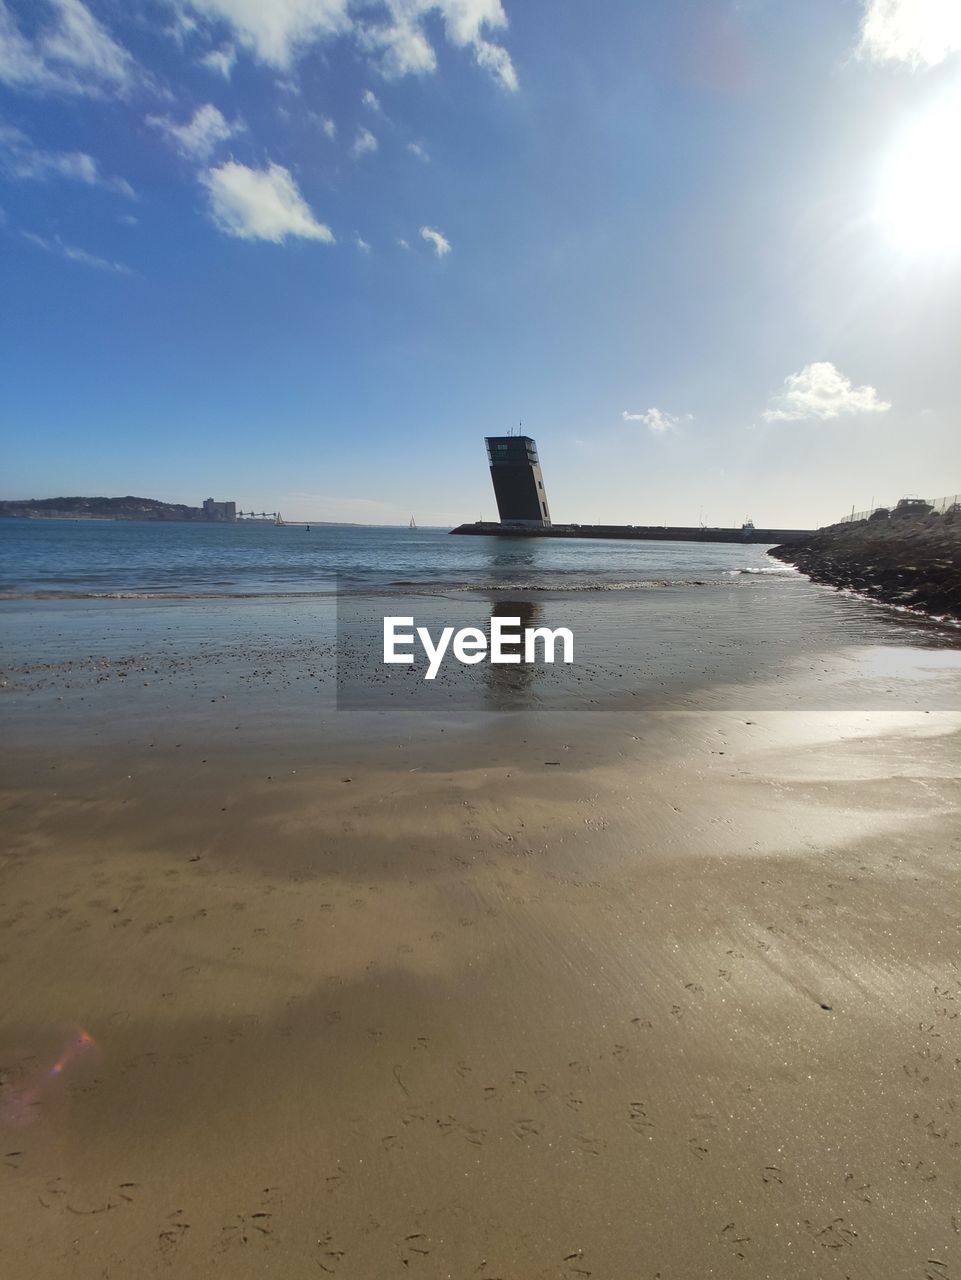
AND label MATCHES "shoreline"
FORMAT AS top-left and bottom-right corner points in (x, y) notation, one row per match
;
(770, 517), (961, 621)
